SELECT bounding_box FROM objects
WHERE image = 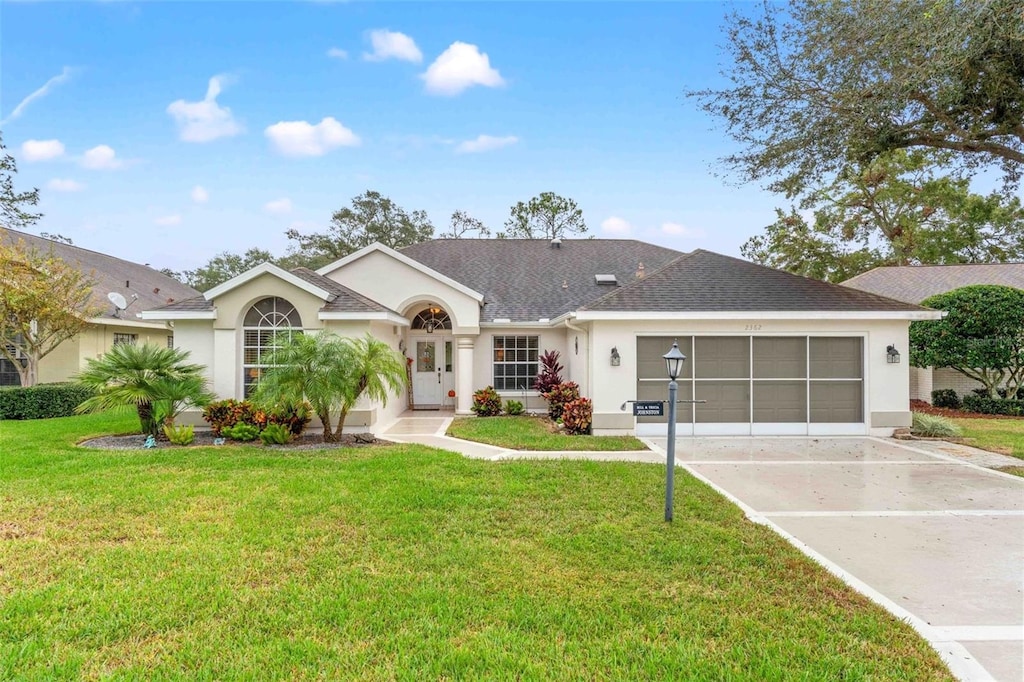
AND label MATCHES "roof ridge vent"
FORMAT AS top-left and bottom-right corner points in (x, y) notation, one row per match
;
(550, 237), (562, 248)
(595, 274), (618, 285)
